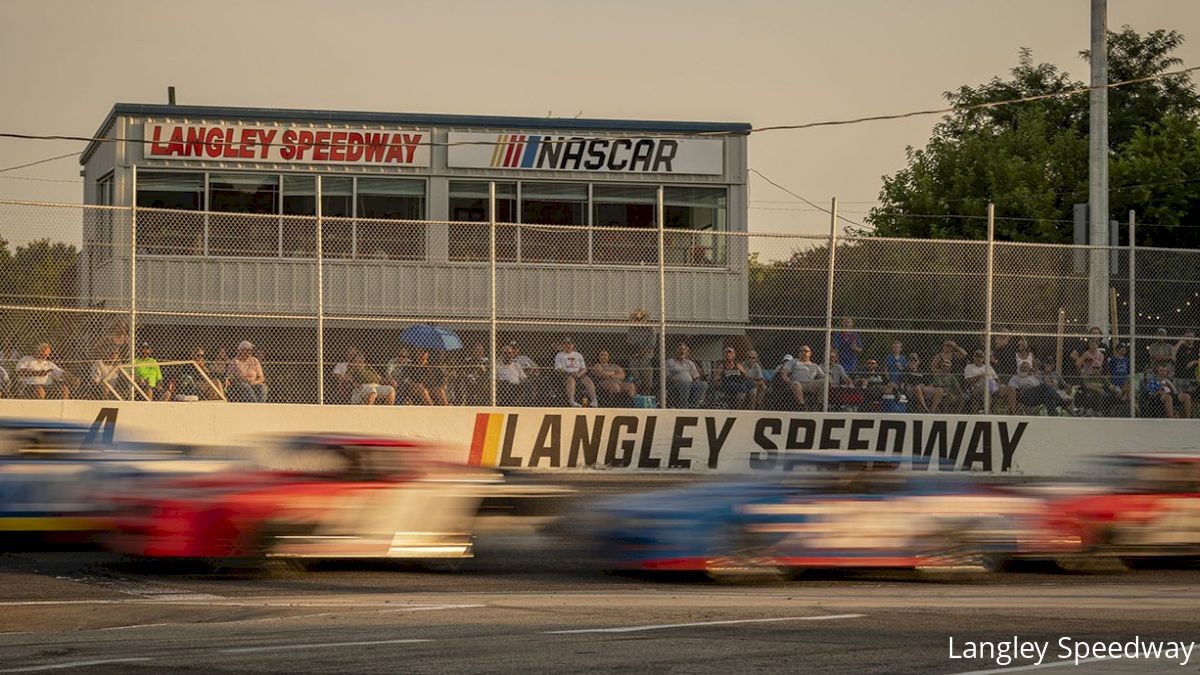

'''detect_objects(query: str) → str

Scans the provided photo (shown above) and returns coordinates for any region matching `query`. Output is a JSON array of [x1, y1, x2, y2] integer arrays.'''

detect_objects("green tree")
[[867, 27, 1200, 246]]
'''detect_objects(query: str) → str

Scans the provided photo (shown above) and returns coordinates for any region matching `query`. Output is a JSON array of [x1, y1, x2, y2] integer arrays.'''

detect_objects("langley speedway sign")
[[4, 400, 1198, 476]]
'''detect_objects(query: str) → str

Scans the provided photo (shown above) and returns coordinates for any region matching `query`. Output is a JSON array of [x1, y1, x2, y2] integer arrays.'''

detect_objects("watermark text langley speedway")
[[948, 636, 1195, 667]]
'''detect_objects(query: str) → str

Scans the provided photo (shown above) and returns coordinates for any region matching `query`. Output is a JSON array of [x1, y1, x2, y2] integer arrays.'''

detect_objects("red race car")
[[1037, 453, 1200, 565], [103, 435, 504, 564]]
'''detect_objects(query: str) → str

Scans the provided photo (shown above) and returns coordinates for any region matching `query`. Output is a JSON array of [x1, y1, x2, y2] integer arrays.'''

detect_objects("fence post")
[[129, 165, 138, 401], [316, 175, 324, 405], [1128, 210, 1136, 418], [822, 198, 838, 413], [657, 186, 668, 409], [489, 181, 498, 407], [983, 202, 995, 415]]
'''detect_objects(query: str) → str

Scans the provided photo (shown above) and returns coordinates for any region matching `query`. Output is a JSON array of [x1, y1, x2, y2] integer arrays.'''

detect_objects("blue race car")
[[590, 454, 1047, 580]]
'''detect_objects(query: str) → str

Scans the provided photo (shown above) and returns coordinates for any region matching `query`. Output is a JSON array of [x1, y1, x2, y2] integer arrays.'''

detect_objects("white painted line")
[[0, 657, 153, 672], [221, 638, 433, 654], [546, 613, 865, 635], [0, 600, 126, 607], [378, 604, 487, 613], [948, 657, 1107, 675]]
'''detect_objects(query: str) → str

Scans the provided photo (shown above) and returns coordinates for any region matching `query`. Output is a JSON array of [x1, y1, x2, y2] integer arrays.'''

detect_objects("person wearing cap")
[[14, 342, 69, 400], [554, 338, 597, 407], [133, 341, 168, 400], [226, 340, 268, 402]]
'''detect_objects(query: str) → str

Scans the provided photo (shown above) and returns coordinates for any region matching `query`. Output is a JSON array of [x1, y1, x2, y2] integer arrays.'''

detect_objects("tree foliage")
[[867, 27, 1200, 247]]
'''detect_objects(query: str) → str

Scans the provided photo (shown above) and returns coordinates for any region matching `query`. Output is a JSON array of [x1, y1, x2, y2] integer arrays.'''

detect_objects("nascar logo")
[[487, 134, 682, 172]]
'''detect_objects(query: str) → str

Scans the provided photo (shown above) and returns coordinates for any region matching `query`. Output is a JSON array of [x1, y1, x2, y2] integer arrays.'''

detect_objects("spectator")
[[1014, 338, 1039, 374], [963, 350, 1017, 413], [742, 350, 768, 409], [930, 340, 968, 374], [85, 342, 123, 400], [496, 344, 533, 406], [625, 308, 657, 391], [177, 347, 223, 401], [133, 342, 170, 401], [712, 346, 752, 408], [826, 348, 863, 411], [212, 348, 231, 385], [857, 357, 888, 407], [1008, 363, 1067, 415], [930, 355, 965, 412], [1106, 342, 1131, 403], [832, 317, 864, 376], [992, 330, 1019, 379], [334, 348, 394, 405], [779, 345, 824, 409], [386, 347, 419, 404], [554, 338, 597, 407], [1143, 363, 1193, 418], [1175, 331, 1198, 393], [1147, 328, 1176, 374], [456, 342, 490, 405], [0, 363, 7, 397], [902, 353, 943, 413], [591, 349, 635, 405], [666, 343, 708, 408], [1070, 326, 1111, 370], [408, 349, 448, 405], [15, 343, 70, 400], [225, 340, 268, 402], [884, 340, 908, 385], [1073, 339, 1108, 414]]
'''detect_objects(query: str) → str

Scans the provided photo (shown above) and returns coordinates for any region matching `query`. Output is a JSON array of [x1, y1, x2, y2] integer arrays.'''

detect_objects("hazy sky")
[[1, 0, 1197, 245]]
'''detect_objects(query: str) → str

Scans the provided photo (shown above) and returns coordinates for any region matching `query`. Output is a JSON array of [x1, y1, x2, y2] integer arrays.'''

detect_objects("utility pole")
[[1088, 0, 1110, 333]]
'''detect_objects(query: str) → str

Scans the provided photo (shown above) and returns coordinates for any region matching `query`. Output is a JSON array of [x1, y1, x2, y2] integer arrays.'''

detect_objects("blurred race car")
[[103, 434, 531, 563], [1042, 453, 1200, 564], [0, 418, 231, 539], [589, 454, 1061, 580]]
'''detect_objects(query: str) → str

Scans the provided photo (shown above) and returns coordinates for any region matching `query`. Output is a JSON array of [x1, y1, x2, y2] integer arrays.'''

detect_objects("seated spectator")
[[0, 363, 8, 397], [666, 343, 708, 408], [507, 342, 544, 403], [930, 356, 965, 412], [857, 357, 888, 407], [1014, 338, 1040, 375], [173, 347, 223, 401], [225, 340, 269, 402], [742, 350, 768, 409], [1073, 339, 1108, 414], [826, 348, 863, 410], [1146, 328, 1175, 374], [929, 340, 968, 374], [133, 342, 171, 401], [334, 348, 395, 405], [496, 345, 533, 406], [554, 338, 597, 407], [456, 342, 490, 405], [1143, 363, 1193, 418], [963, 350, 1017, 413], [780, 346, 824, 409], [410, 349, 449, 405], [386, 347, 420, 404], [85, 343, 123, 400], [712, 346, 753, 408], [591, 349, 635, 405], [1008, 363, 1067, 415], [625, 308, 657, 391], [901, 353, 943, 413], [15, 343, 71, 400], [884, 340, 908, 386], [1106, 342, 1131, 405]]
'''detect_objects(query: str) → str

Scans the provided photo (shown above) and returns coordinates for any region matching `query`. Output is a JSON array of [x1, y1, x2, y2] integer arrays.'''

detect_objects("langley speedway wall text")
[[3, 400, 1198, 476]]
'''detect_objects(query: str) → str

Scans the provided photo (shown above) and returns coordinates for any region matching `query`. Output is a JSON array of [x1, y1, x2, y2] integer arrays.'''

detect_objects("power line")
[[0, 152, 80, 174], [749, 169, 863, 229]]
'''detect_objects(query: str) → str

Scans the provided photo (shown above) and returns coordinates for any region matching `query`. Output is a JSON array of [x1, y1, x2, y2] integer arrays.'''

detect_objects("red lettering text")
[[258, 129, 277, 160], [313, 131, 330, 161]]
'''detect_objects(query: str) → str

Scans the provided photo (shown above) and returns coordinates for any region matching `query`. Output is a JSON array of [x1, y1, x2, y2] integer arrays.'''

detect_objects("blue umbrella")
[[399, 324, 464, 351]]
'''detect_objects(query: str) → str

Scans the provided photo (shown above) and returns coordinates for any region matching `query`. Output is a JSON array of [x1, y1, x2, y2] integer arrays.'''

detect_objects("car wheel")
[[705, 526, 792, 584]]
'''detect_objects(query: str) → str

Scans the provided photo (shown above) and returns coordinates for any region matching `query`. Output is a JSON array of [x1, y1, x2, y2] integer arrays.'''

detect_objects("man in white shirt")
[[496, 345, 532, 406], [665, 343, 708, 408], [15, 343, 69, 399], [554, 338, 597, 407], [963, 350, 1017, 412], [780, 345, 824, 408]]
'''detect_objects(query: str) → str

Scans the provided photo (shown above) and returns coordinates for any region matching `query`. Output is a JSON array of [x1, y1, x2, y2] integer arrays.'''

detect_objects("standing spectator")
[[1143, 363, 1193, 419], [554, 338, 597, 407], [832, 317, 864, 376], [712, 346, 752, 408], [780, 346, 824, 409], [963, 350, 1017, 413], [742, 350, 768, 409], [591, 349, 636, 405], [1008, 363, 1066, 415], [902, 353, 944, 413], [15, 343, 70, 400], [625, 308, 657, 392], [496, 345, 532, 406], [225, 340, 268, 402], [134, 342, 169, 401], [666, 343, 707, 408]]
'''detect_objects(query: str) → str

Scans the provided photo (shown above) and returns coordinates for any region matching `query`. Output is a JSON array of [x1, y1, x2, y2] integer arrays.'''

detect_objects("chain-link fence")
[[1, 196, 1196, 418]]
